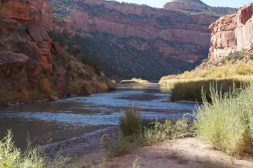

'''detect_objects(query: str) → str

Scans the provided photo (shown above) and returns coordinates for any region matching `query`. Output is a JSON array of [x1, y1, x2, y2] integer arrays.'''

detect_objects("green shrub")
[[195, 83, 253, 156], [248, 54, 253, 60], [226, 51, 244, 61], [0, 131, 69, 168], [119, 107, 142, 137]]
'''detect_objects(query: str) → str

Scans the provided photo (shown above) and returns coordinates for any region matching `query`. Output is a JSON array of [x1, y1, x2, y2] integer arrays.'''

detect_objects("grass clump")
[[195, 83, 253, 156], [107, 136, 139, 157], [107, 107, 190, 157], [0, 130, 69, 168]]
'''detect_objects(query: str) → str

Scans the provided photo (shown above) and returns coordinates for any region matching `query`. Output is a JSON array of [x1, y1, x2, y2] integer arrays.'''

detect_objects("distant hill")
[[172, 0, 206, 6], [164, 0, 237, 16]]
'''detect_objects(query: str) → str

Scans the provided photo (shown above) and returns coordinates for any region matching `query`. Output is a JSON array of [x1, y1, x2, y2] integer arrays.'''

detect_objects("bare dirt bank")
[[104, 138, 253, 168]]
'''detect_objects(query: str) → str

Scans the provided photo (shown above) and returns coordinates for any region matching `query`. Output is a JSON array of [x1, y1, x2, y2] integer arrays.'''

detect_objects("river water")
[[0, 83, 197, 149]]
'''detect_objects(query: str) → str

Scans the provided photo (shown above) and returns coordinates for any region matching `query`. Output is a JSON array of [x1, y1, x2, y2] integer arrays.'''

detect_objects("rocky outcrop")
[[49, 0, 218, 79], [164, 0, 207, 12], [0, 51, 45, 78], [25, 19, 53, 69], [208, 3, 253, 63], [0, 0, 53, 27]]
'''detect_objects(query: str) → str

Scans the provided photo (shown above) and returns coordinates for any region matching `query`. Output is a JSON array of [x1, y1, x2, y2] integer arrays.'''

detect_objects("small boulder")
[[49, 95, 59, 101], [106, 79, 117, 91]]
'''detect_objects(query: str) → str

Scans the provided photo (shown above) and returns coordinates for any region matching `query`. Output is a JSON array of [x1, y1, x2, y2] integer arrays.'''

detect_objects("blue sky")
[[115, 0, 253, 8]]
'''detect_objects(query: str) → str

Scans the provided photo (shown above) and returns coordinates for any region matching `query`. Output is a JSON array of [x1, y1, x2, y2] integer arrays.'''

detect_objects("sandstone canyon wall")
[[0, 0, 114, 105], [48, 0, 219, 79], [208, 3, 253, 64]]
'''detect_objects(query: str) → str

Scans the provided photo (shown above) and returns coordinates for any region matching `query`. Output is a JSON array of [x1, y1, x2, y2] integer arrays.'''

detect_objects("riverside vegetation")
[[107, 82, 253, 159], [159, 60, 253, 102], [196, 83, 253, 157], [106, 107, 190, 157]]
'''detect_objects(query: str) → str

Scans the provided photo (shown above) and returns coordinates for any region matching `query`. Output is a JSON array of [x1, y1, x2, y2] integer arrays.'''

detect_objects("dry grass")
[[121, 78, 149, 84], [160, 61, 253, 83], [41, 78, 52, 94], [91, 81, 108, 93]]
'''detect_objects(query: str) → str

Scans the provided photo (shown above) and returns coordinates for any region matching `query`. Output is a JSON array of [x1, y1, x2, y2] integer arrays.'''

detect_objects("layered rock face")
[[208, 3, 253, 63], [164, 0, 207, 12], [49, 0, 218, 79]]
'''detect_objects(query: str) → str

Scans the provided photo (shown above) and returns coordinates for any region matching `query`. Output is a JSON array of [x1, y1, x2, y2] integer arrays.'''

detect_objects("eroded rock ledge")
[[208, 3, 253, 63]]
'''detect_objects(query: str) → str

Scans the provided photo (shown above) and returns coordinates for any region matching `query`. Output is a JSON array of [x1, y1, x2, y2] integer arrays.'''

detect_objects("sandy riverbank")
[[42, 126, 253, 168]]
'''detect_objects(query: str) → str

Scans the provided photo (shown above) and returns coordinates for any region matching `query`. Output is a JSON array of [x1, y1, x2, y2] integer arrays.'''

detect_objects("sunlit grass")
[[120, 78, 149, 84], [160, 61, 253, 82], [195, 83, 253, 156]]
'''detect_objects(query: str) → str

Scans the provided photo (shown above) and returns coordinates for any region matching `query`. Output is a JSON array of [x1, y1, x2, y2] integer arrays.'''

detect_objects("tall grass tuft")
[[0, 130, 70, 168], [195, 83, 253, 156]]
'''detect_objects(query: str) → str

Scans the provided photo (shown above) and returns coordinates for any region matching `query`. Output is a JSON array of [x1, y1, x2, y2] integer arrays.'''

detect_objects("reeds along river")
[[0, 83, 196, 149]]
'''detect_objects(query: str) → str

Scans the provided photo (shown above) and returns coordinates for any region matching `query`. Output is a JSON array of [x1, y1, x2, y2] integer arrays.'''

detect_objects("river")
[[0, 83, 197, 149]]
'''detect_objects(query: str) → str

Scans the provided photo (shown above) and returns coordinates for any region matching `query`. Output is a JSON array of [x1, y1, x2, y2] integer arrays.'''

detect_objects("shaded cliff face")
[[49, 0, 218, 79], [207, 3, 253, 64], [0, 0, 115, 105]]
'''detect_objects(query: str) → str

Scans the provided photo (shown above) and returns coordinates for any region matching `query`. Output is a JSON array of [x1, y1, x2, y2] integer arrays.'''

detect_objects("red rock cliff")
[[61, 0, 215, 46], [208, 3, 253, 63]]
